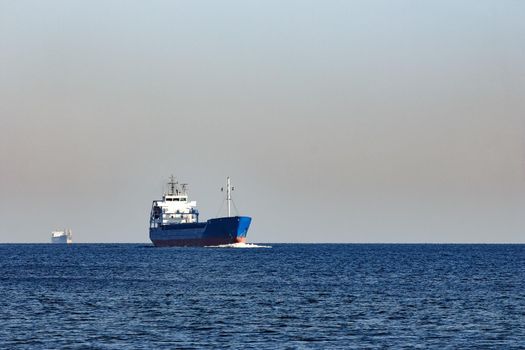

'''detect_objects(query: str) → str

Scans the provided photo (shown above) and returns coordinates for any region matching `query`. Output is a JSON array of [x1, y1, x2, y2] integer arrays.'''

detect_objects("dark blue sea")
[[0, 244, 523, 349]]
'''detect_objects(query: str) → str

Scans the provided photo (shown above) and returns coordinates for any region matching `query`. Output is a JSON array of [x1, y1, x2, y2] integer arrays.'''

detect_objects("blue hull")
[[149, 216, 251, 247]]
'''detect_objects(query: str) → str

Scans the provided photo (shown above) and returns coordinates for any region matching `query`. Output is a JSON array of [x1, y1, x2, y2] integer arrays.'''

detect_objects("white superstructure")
[[51, 229, 72, 244], [150, 176, 199, 228]]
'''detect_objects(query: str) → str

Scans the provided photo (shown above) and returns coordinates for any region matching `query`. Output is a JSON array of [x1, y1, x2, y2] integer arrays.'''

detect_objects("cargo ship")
[[149, 176, 252, 247], [51, 229, 72, 244]]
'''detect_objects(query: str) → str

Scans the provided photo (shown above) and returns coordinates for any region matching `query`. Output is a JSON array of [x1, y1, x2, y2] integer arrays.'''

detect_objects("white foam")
[[205, 242, 272, 249]]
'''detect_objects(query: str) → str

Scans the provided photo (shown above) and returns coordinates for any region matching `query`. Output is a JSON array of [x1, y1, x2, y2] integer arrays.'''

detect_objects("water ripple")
[[0, 244, 523, 348]]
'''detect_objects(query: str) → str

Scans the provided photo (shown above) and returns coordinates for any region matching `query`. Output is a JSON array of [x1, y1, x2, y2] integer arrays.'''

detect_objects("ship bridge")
[[150, 176, 199, 227]]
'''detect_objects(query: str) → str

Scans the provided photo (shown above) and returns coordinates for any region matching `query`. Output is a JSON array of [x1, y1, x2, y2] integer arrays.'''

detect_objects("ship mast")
[[221, 177, 235, 217], [227, 177, 231, 217], [168, 175, 177, 195]]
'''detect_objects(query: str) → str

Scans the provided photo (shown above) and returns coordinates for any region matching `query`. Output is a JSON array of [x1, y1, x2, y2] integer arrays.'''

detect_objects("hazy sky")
[[1, 0, 524, 243]]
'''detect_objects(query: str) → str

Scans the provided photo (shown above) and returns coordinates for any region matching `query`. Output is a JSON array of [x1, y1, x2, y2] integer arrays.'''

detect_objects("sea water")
[[0, 244, 523, 348]]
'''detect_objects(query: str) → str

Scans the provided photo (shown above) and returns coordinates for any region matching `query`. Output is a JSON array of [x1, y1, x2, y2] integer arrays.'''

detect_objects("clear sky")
[[1, 0, 524, 243]]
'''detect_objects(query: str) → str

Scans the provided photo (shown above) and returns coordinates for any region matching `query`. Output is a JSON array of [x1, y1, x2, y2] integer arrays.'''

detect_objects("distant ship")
[[51, 229, 72, 244], [149, 176, 252, 247]]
